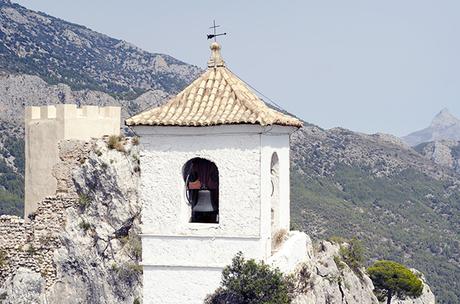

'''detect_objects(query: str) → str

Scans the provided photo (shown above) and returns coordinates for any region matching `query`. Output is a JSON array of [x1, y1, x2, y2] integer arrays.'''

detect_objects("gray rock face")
[[293, 241, 435, 304], [291, 124, 455, 180], [0, 72, 170, 126], [0, 138, 142, 304], [403, 109, 460, 146], [1, 268, 46, 304], [415, 140, 460, 174]]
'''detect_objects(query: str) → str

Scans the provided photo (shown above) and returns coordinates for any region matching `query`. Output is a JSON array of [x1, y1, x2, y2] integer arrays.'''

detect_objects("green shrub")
[[333, 255, 345, 271], [328, 236, 346, 244], [128, 234, 142, 261], [338, 237, 365, 276], [367, 260, 423, 304], [79, 220, 92, 232], [77, 194, 91, 210], [107, 135, 125, 152], [112, 262, 142, 282], [133, 298, 140, 304], [205, 252, 293, 304]]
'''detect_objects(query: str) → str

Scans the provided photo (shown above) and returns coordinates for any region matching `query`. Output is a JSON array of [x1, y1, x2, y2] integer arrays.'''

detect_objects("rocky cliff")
[[0, 137, 142, 303], [292, 239, 434, 304], [291, 124, 460, 303], [0, 137, 435, 304], [414, 140, 460, 175]]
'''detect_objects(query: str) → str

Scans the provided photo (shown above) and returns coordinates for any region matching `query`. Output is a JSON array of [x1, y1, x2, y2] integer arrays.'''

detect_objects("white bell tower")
[[127, 42, 302, 304]]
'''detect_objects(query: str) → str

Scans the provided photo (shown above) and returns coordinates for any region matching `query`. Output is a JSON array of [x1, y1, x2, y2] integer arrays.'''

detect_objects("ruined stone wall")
[[0, 137, 142, 304], [0, 196, 75, 288], [0, 139, 90, 288]]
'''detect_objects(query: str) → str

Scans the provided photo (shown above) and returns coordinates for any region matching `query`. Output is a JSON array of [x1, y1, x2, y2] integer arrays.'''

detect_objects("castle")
[[23, 43, 308, 303], [25, 104, 121, 216]]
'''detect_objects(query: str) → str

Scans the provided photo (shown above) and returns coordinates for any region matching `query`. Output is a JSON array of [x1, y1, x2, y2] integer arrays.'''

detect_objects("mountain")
[[403, 109, 460, 146], [290, 125, 460, 304], [415, 140, 460, 175], [0, 0, 201, 216], [0, 1, 457, 303], [0, 0, 201, 99]]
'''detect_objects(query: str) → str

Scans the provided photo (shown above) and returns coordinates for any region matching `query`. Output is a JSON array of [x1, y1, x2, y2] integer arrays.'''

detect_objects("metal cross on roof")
[[207, 20, 227, 41]]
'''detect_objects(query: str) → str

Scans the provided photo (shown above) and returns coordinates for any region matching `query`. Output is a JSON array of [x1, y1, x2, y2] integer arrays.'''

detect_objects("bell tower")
[[126, 42, 302, 304]]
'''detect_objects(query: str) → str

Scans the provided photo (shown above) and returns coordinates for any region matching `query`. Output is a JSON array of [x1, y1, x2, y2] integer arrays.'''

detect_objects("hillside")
[[290, 125, 460, 303], [0, 1, 457, 303], [0, 0, 201, 99], [415, 140, 460, 175], [0, 0, 201, 216]]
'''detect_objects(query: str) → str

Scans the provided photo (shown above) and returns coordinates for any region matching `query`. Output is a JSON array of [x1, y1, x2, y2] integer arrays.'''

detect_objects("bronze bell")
[[193, 190, 215, 212]]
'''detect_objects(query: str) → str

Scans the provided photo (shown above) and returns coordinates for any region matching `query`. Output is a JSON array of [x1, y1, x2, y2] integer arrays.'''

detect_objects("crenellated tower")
[[24, 104, 121, 217]]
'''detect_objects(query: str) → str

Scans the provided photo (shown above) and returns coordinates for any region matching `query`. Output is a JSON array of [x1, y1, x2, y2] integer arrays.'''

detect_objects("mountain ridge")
[[0, 1, 458, 303], [403, 109, 460, 146], [0, 0, 202, 99]]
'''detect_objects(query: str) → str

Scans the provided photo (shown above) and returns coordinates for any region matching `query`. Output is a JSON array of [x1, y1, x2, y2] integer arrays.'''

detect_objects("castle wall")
[[24, 104, 120, 217]]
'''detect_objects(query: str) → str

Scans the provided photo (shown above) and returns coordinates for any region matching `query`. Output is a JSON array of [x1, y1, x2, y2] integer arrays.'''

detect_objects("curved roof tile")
[[126, 43, 302, 128]]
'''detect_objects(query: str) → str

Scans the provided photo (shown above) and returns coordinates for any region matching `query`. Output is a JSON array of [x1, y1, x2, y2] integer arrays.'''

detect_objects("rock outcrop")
[[403, 109, 460, 146], [0, 137, 141, 304], [290, 239, 434, 304], [415, 140, 460, 174], [290, 122, 460, 303]]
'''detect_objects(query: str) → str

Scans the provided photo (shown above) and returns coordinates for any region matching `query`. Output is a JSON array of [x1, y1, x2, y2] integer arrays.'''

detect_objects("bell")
[[193, 190, 215, 212]]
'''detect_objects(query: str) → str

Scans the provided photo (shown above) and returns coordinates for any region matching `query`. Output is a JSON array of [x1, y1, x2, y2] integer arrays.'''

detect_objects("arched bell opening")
[[270, 152, 280, 251], [182, 157, 219, 223]]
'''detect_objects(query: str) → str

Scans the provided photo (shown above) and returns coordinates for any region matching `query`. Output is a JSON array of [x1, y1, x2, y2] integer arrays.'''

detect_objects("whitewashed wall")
[[135, 124, 296, 304]]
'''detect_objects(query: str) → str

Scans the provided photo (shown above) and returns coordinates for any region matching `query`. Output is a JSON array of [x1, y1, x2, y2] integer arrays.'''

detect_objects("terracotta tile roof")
[[125, 43, 302, 128]]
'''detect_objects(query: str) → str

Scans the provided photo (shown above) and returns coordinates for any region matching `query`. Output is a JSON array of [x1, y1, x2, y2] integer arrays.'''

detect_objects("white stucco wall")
[[137, 126, 262, 238], [143, 266, 223, 304], [260, 132, 292, 253], [142, 235, 265, 267], [135, 124, 296, 304]]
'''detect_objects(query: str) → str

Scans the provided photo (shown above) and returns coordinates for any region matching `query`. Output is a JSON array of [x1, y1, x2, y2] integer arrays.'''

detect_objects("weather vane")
[[207, 20, 226, 41]]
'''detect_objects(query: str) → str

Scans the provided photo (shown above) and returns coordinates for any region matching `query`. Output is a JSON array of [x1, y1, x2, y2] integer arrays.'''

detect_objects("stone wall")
[[0, 138, 89, 288], [0, 196, 75, 288], [1, 136, 142, 304]]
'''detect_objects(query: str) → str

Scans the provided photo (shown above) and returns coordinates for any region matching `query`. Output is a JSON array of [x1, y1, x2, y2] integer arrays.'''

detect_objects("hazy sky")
[[14, 0, 460, 136]]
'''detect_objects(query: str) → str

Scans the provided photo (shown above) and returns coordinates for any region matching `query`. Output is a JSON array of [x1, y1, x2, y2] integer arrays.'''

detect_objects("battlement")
[[25, 104, 120, 121], [24, 104, 121, 217]]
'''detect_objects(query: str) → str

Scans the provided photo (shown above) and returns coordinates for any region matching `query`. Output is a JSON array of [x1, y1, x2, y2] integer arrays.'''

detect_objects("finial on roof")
[[207, 42, 225, 68]]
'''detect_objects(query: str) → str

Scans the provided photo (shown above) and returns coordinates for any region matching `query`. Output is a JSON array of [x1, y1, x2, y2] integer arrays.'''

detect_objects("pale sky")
[[14, 0, 460, 136]]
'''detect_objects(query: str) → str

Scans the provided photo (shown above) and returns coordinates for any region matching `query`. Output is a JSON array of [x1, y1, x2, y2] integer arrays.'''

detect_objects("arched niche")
[[270, 152, 280, 251], [182, 157, 219, 223]]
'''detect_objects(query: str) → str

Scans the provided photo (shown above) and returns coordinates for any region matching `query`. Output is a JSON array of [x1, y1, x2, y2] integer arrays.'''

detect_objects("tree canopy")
[[367, 260, 423, 304], [205, 252, 293, 304]]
